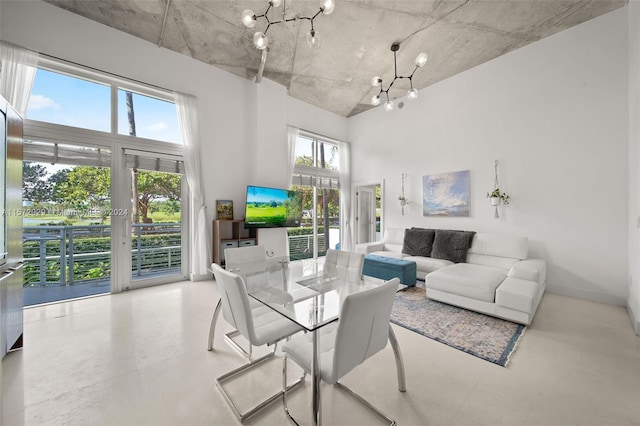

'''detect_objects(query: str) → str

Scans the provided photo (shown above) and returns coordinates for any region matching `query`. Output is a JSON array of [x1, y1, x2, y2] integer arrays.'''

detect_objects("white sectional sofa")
[[355, 228, 546, 325]]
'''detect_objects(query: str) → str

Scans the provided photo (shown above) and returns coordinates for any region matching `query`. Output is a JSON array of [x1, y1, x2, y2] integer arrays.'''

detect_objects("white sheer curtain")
[[0, 41, 39, 115], [286, 126, 299, 187], [175, 92, 211, 280], [338, 140, 352, 251]]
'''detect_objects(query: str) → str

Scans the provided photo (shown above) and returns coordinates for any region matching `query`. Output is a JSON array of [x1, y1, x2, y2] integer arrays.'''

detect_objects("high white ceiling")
[[43, 0, 627, 117]]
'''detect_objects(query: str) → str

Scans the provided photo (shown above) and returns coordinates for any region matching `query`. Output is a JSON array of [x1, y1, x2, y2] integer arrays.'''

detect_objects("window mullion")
[[111, 84, 118, 135], [313, 138, 318, 168]]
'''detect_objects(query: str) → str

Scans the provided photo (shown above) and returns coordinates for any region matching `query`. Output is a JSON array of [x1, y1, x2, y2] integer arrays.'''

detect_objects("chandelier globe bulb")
[[408, 88, 418, 100], [371, 76, 382, 87], [320, 0, 336, 15], [306, 30, 322, 48], [371, 95, 381, 106], [254, 32, 268, 50], [384, 100, 394, 111], [415, 52, 428, 67], [242, 10, 256, 28]]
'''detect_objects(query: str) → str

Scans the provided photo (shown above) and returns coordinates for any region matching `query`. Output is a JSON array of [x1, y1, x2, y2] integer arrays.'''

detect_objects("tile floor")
[[2, 280, 640, 426]]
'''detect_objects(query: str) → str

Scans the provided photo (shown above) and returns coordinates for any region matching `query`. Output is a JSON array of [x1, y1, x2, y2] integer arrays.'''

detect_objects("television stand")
[[212, 219, 258, 265]]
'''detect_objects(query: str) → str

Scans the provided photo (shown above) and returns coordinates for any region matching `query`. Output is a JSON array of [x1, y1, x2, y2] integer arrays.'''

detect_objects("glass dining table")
[[228, 256, 406, 426]]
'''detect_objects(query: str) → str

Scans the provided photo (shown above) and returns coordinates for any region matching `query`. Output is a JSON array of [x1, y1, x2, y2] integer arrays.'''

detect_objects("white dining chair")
[[208, 245, 268, 356], [211, 263, 304, 422], [225, 245, 267, 278], [323, 248, 364, 282], [208, 245, 293, 356], [281, 277, 401, 425]]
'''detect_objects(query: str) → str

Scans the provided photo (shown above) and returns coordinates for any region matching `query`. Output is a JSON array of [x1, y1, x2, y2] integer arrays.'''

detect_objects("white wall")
[[0, 0, 347, 259], [348, 8, 629, 306], [628, 1, 640, 335]]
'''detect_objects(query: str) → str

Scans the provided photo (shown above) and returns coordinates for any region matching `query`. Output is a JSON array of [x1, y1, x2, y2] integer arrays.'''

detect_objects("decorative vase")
[[490, 197, 501, 206]]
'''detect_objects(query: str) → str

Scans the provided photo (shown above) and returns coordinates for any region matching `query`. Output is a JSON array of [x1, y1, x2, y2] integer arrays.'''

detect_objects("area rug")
[[391, 286, 526, 367]]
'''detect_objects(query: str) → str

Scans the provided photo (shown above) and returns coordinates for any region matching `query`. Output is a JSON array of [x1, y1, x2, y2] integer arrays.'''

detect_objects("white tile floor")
[[2, 280, 640, 426]]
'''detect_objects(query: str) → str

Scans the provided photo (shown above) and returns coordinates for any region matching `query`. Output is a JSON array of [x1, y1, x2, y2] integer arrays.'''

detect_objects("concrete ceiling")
[[43, 0, 627, 117]]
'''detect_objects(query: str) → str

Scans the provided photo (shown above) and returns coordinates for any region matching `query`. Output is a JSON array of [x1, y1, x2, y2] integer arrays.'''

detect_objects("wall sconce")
[[399, 173, 412, 215]]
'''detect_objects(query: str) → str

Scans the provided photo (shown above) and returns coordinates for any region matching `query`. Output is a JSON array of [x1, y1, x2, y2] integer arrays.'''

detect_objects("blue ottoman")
[[363, 254, 417, 286]]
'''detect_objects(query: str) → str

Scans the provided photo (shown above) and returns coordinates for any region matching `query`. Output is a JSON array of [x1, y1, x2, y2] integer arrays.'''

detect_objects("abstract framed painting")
[[423, 170, 471, 217]]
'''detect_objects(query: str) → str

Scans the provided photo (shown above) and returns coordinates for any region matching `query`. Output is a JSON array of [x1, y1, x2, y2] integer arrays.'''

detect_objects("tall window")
[[27, 68, 111, 132], [290, 131, 341, 260], [21, 57, 186, 304], [116, 89, 181, 143]]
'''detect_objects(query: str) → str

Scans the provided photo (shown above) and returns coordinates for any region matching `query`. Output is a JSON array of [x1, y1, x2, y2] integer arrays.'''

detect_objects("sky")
[[246, 185, 290, 203], [26, 68, 181, 144]]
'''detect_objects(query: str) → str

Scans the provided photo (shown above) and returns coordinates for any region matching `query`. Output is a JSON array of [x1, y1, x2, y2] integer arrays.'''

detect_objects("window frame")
[[22, 56, 189, 291], [27, 56, 181, 147], [291, 130, 343, 259]]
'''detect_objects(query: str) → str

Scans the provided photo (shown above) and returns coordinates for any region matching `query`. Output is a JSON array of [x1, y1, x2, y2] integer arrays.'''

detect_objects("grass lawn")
[[23, 211, 180, 226]]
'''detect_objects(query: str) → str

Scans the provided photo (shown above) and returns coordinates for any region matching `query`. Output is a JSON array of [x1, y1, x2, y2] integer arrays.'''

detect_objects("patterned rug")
[[391, 285, 526, 367]]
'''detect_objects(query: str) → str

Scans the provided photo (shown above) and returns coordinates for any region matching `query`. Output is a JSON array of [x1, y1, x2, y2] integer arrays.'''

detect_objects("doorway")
[[114, 149, 187, 291], [22, 144, 113, 306], [355, 183, 382, 245]]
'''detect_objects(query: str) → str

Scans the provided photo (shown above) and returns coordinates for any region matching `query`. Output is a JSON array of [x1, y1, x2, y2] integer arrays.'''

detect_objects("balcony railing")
[[23, 224, 338, 287], [23, 223, 182, 287], [288, 233, 326, 260]]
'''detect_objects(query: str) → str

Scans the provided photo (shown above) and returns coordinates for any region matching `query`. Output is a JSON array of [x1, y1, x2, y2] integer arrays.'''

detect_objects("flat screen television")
[[244, 185, 303, 229]]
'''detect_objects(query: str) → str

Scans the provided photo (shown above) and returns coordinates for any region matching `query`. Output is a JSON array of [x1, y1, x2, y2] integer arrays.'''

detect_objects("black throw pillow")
[[431, 229, 476, 263], [402, 228, 436, 257]]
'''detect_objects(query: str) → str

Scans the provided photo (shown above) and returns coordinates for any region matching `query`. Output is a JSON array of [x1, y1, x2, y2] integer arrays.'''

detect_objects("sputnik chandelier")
[[370, 43, 428, 111], [242, 0, 336, 51]]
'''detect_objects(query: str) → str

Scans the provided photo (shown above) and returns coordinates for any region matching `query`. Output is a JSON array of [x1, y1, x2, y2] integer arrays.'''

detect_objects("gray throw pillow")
[[402, 228, 436, 257], [431, 229, 476, 263]]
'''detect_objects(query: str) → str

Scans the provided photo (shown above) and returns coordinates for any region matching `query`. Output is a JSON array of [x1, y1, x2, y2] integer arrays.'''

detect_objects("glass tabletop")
[[228, 257, 385, 332]]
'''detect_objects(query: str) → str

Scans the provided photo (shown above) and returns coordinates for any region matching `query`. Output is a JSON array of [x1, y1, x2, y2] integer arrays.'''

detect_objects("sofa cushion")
[[431, 229, 475, 263], [383, 228, 406, 246], [496, 277, 539, 313], [426, 263, 506, 302], [402, 228, 436, 257], [466, 253, 520, 270], [507, 258, 547, 285], [405, 255, 453, 274], [469, 233, 528, 260], [383, 243, 404, 254]]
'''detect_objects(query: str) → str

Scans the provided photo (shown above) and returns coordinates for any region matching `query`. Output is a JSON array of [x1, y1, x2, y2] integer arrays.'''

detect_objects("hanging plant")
[[488, 160, 510, 218], [486, 188, 510, 205]]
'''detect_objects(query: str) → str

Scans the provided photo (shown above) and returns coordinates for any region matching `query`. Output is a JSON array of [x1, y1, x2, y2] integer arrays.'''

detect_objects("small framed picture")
[[216, 200, 233, 220]]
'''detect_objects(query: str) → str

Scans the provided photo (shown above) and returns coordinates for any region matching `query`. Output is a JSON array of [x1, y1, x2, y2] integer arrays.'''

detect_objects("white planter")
[[490, 197, 501, 206]]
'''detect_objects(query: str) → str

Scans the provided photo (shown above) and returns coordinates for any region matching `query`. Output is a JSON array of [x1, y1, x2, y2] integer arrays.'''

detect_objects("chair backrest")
[[324, 249, 364, 283], [225, 245, 269, 289], [328, 278, 399, 384], [211, 263, 257, 343], [225, 245, 267, 273]]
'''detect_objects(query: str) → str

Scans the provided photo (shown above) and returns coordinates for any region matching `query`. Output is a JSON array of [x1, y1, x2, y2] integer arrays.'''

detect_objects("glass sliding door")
[[120, 150, 186, 290], [22, 142, 112, 306], [290, 131, 342, 260], [24, 58, 187, 300]]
